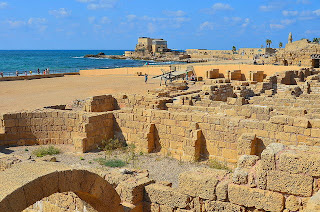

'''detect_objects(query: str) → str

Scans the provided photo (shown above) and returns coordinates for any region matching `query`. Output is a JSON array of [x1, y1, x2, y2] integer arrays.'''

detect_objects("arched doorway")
[[0, 163, 123, 212]]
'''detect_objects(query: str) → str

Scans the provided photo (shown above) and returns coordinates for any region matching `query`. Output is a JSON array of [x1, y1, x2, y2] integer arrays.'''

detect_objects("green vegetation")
[[232, 46, 236, 53], [102, 138, 126, 151], [80, 157, 85, 160], [279, 42, 283, 48], [266, 39, 272, 48], [208, 159, 232, 172], [94, 158, 126, 168], [32, 146, 60, 157], [24, 148, 29, 152], [313, 38, 319, 44]]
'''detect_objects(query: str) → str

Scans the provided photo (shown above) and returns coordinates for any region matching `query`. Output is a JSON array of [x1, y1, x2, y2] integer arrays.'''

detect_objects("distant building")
[[125, 37, 169, 57]]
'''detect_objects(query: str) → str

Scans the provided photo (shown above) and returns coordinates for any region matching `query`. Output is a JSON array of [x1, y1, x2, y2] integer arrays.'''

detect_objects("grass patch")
[[94, 158, 126, 168], [208, 159, 232, 172], [32, 146, 61, 157]]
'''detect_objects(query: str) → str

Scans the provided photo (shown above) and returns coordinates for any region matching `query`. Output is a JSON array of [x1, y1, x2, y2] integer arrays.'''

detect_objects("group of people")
[[14, 68, 50, 77]]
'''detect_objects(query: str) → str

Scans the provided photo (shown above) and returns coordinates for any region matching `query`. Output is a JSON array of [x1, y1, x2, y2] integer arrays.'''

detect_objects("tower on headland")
[[288, 32, 293, 44]]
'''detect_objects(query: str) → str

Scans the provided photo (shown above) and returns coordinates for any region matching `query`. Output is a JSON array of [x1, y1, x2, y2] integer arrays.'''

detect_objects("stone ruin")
[[2, 143, 320, 211], [2, 67, 320, 211]]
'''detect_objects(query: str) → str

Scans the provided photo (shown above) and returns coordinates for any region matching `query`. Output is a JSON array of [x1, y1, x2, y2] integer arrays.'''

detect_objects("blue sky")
[[0, 0, 319, 50]]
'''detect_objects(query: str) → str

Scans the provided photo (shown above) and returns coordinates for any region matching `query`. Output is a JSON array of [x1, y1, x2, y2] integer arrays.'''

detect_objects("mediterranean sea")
[[0, 50, 177, 76]]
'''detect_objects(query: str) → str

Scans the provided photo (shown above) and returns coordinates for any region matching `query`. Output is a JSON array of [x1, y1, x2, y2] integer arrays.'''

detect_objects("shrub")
[[208, 159, 232, 172], [102, 138, 126, 151], [32, 146, 61, 157], [94, 158, 126, 168]]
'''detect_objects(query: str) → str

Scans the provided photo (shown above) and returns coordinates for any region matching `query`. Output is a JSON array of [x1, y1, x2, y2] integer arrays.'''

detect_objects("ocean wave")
[[72, 56, 84, 59]]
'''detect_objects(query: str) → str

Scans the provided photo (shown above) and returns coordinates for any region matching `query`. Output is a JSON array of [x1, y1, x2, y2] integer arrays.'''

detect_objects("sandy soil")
[[0, 145, 211, 187], [0, 74, 161, 113]]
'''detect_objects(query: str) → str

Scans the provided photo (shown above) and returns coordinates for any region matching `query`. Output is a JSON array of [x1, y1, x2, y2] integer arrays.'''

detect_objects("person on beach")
[[29, 70, 32, 75], [37, 68, 40, 75], [0, 72, 3, 77], [25, 71, 27, 76], [145, 73, 148, 84], [16, 71, 19, 76]]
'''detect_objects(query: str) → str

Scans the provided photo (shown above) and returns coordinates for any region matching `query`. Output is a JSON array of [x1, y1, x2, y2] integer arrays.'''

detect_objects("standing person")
[[37, 68, 40, 75], [25, 71, 27, 76], [29, 70, 32, 75], [145, 73, 148, 84], [16, 71, 19, 76], [47, 68, 50, 75], [0, 72, 3, 77]]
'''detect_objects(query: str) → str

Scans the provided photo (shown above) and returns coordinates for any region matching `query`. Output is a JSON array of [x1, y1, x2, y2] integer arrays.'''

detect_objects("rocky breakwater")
[[84, 52, 127, 60]]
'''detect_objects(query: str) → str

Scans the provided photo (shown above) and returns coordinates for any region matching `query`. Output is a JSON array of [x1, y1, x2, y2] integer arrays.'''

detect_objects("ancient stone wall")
[[0, 109, 113, 152], [113, 103, 320, 165]]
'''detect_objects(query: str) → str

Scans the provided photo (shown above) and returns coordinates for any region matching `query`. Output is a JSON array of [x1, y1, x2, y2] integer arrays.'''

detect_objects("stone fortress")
[[1, 34, 320, 211], [124, 37, 190, 62]]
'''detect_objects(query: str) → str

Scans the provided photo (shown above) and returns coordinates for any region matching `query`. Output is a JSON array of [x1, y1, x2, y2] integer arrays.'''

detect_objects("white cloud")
[[242, 18, 250, 27], [212, 3, 233, 12], [260, 2, 286, 12], [270, 24, 285, 29], [163, 10, 186, 17], [282, 10, 299, 16], [0, 2, 7, 9], [224, 17, 250, 28], [27, 18, 48, 32], [126, 14, 137, 22], [280, 19, 296, 25], [49, 8, 72, 18], [101, 16, 111, 24], [78, 0, 118, 10], [305, 30, 320, 35], [297, 0, 310, 4], [199, 21, 214, 31], [313, 9, 320, 16], [6, 20, 25, 28]]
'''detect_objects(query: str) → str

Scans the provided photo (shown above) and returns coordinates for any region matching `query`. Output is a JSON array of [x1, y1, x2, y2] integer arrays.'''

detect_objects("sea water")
[[0, 50, 178, 76]]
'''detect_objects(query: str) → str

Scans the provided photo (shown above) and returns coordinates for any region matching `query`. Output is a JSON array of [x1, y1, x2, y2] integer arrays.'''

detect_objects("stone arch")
[[0, 163, 123, 212]]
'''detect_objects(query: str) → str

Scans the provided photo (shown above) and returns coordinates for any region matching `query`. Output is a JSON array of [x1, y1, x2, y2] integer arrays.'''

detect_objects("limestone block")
[[178, 169, 229, 200], [285, 195, 300, 211], [278, 150, 320, 176], [228, 184, 284, 212], [261, 143, 285, 171], [144, 184, 190, 208], [270, 115, 294, 125], [237, 155, 259, 169], [204, 200, 246, 212], [116, 177, 155, 204], [232, 168, 248, 185], [237, 133, 257, 156], [266, 170, 313, 196], [215, 180, 230, 202]]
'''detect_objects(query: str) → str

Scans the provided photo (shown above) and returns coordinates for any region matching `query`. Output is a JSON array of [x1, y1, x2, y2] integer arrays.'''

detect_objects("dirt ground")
[[0, 74, 161, 113], [0, 145, 212, 187]]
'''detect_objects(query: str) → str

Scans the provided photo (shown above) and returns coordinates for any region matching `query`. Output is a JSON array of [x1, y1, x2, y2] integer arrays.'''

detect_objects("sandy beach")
[[0, 74, 161, 113]]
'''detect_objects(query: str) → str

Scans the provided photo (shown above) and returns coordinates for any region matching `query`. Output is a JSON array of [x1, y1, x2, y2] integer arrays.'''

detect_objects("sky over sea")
[[0, 0, 319, 50]]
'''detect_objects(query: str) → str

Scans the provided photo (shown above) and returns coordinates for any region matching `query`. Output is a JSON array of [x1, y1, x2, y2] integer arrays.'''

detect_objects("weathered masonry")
[[1, 68, 320, 166], [2, 144, 320, 211]]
